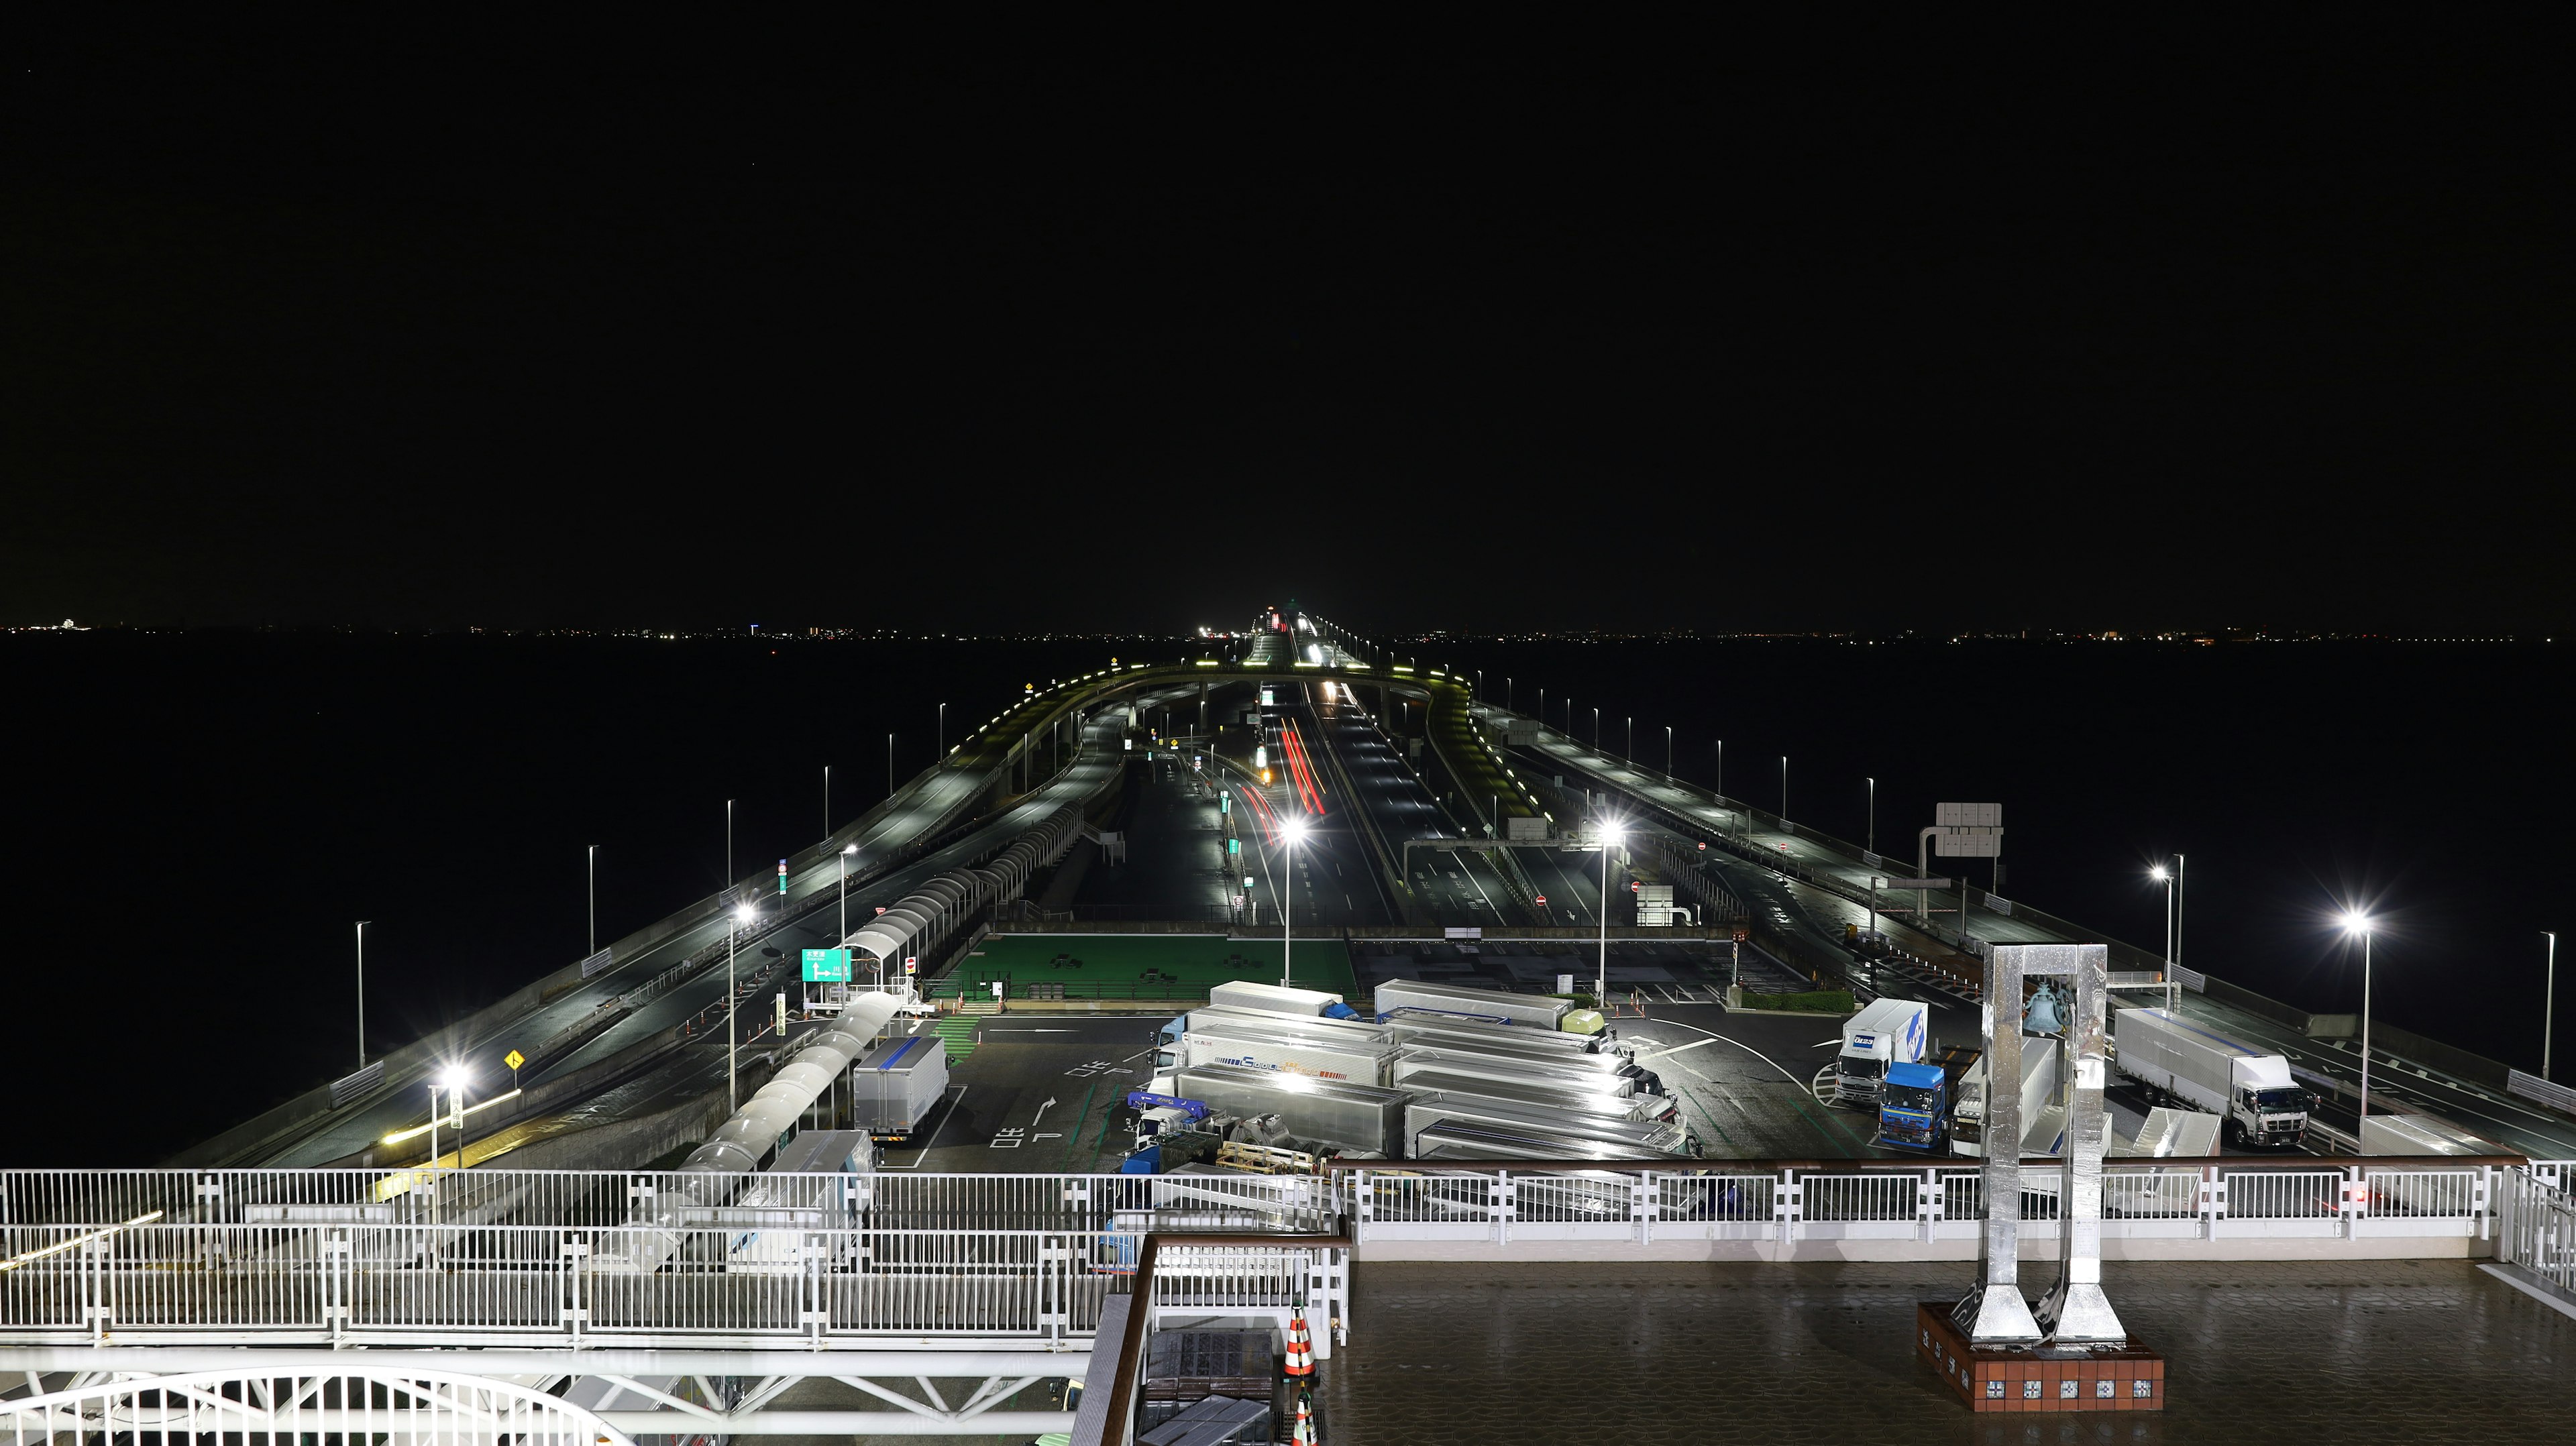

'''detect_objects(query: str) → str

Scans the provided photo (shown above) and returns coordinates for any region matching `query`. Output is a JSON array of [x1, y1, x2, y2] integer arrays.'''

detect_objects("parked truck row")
[[1136, 979, 1696, 1164]]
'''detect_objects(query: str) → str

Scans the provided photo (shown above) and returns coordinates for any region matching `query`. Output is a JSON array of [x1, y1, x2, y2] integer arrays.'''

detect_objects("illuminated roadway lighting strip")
[[0, 1211, 164, 1273], [380, 1088, 527, 1146]]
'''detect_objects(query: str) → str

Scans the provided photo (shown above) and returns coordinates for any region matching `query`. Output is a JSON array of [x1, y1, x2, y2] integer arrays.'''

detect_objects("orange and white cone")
[[1291, 1388, 1317, 1444], [1283, 1306, 1315, 1378]]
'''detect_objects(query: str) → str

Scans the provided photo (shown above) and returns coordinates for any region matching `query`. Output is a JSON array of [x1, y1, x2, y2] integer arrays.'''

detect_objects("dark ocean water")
[[1, 632, 2566, 1166]]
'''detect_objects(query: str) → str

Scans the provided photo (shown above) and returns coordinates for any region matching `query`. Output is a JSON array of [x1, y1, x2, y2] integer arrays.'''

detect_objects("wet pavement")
[[1323, 1258, 2571, 1443]]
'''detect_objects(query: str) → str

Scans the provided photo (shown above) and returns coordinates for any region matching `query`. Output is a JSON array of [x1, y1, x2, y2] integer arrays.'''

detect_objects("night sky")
[[7, 27, 2572, 633]]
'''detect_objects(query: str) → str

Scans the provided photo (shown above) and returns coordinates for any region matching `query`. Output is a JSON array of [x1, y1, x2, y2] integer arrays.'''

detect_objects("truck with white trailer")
[[1391, 1068, 1678, 1123], [1374, 978, 1574, 1032], [1833, 998, 1929, 1107], [1403, 1094, 1695, 1158], [850, 1032, 949, 1140], [2112, 1007, 2309, 1149], [1179, 1011, 1402, 1084], [1208, 980, 1362, 1020], [1951, 1034, 2063, 1160], [1172, 1063, 1413, 1157]]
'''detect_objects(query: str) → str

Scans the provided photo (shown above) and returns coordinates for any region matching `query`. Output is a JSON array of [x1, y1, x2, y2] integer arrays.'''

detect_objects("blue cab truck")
[[1876, 1046, 1980, 1152]]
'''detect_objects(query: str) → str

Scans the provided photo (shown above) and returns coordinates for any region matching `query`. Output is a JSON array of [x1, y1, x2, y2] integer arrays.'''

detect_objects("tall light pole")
[[839, 843, 857, 946], [887, 733, 895, 801], [1597, 820, 1625, 1005], [2151, 863, 2174, 1009], [1866, 779, 1876, 854], [1666, 726, 1674, 777], [1780, 757, 1790, 826], [1592, 706, 1600, 750], [938, 702, 947, 761], [355, 922, 369, 1070], [587, 846, 597, 956], [1280, 818, 1309, 988], [2341, 911, 2375, 1129], [1507, 678, 1514, 714], [726, 799, 735, 892], [729, 903, 753, 1111], [1625, 715, 1633, 761], [2545, 931, 2559, 1081], [823, 766, 830, 842]]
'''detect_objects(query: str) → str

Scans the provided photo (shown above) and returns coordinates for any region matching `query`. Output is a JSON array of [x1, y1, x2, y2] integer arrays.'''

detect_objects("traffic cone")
[[1291, 1388, 1317, 1444], [1283, 1305, 1315, 1378]]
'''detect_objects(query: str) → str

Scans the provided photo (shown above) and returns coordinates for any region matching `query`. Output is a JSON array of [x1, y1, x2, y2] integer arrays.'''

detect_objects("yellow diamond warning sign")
[[504, 1050, 525, 1071]]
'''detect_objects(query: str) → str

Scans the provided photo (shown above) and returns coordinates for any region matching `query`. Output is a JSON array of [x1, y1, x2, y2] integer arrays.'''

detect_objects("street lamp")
[[587, 845, 598, 956], [2341, 911, 2375, 1129], [1666, 726, 1674, 777], [1780, 757, 1790, 827], [354, 922, 371, 1072], [1596, 820, 1625, 1007], [2151, 863, 2175, 1009], [2545, 931, 2559, 1082], [839, 843, 858, 948], [938, 702, 947, 760], [429, 1065, 469, 1182], [1866, 779, 1875, 855], [729, 902, 755, 1111], [823, 766, 831, 842], [1280, 817, 1310, 988], [726, 799, 735, 890]]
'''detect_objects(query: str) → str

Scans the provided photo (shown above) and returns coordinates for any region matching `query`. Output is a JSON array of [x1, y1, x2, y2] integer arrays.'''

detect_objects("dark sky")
[[7, 25, 2572, 633]]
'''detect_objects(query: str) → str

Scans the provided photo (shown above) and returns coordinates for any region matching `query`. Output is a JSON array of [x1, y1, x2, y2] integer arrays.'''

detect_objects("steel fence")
[[2496, 1165, 2576, 1292], [1346, 1162, 2520, 1249]]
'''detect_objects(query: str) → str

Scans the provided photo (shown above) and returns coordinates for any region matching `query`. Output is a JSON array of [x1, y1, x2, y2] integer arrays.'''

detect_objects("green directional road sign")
[[802, 948, 852, 983]]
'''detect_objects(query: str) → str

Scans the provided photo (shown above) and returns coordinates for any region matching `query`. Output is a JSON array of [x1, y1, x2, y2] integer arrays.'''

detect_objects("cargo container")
[[2112, 1007, 2308, 1149], [1951, 1034, 2063, 1160], [1374, 979, 1574, 1031], [1413, 1121, 1669, 1163], [1179, 1013, 1401, 1084], [1403, 1095, 1694, 1158], [1208, 980, 1359, 1019], [1379, 1011, 1617, 1060], [1392, 1044, 1650, 1096], [1833, 999, 1929, 1107], [1173, 1063, 1413, 1157], [1392, 1069, 1673, 1123], [851, 1031, 949, 1139]]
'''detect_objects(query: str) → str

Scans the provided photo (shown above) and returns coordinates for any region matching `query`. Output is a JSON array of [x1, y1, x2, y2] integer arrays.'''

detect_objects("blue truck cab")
[[1877, 1062, 1948, 1150]]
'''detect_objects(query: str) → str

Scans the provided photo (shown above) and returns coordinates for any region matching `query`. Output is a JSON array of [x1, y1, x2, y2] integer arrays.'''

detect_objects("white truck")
[[2112, 1007, 2309, 1150], [1949, 1034, 2063, 1159], [1833, 998, 1928, 1107]]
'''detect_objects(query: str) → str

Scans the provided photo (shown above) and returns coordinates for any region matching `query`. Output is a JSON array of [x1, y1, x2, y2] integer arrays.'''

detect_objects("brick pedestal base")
[[1915, 1302, 2166, 1412]]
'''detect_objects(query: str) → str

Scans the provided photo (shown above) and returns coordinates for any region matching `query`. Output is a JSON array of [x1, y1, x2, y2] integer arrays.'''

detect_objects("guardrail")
[[1339, 1158, 2534, 1254], [0, 1170, 1338, 1347]]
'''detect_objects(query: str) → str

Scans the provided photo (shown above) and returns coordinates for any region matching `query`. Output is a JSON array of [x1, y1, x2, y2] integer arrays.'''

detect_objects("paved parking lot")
[[1322, 1258, 2573, 1444]]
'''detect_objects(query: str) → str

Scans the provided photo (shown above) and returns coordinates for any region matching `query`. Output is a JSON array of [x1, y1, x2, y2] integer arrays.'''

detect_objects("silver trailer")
[[1208, 980, 1346, 1019], [1403, 1094, 1693, 1158], [1180, 1013, 1400, 1084], [1393, 1044, 1648, 1094], [710, 1129, 871, 1274], [1394, 1070, 1676, 1123], [1375, 979, 1572, 1031], [1380, 1011, 1615, 1060], [1413, 1121, 1670, 1163], [851, 1031, 949, 1139], [1173, 1063, 1412, 1157]]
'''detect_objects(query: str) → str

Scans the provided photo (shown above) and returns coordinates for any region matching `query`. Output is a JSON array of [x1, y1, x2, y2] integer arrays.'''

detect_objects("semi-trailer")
[[1950, 1035, 2063, 1160], [2112, 1007, 2310, 1149], [1833, 998, 1929, 1107], [1403, 1094, 1696, 1158], [1391, 1044, 1656, 1097], [1177, 1012, 1402, 1084], [1390, 1069, 1678, 1123], [1373, 979, 1574, 1031], [1171, 1063, 1412, 1157], [1380, 1011, 1623, 1060], [1208, 980, 1362, 1020]]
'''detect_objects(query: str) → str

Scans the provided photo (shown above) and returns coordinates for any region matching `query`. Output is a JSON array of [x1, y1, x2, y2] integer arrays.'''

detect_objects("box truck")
[[2112, 1008, 2308, 1149], [1951, 1035, 2063, 1160], [1833, 998, 1929, 1107], [851, 1032, 949, 1140], [1179, 1013, 1401, 1084], [1876, 1046, 1980, 1152]]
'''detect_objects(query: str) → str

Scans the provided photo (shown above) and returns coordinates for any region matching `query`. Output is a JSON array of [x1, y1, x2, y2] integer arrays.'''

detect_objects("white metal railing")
[[0, 1368, 631, 1446], [1347, 1162, 2520, 1249], [2496, 1164, 2576, 1292], [0, 1169, 1337, 1347]]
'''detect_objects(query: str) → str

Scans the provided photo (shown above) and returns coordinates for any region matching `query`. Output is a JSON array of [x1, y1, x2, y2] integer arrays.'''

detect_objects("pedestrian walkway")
[[1322, 1259, 2571, 1443]]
